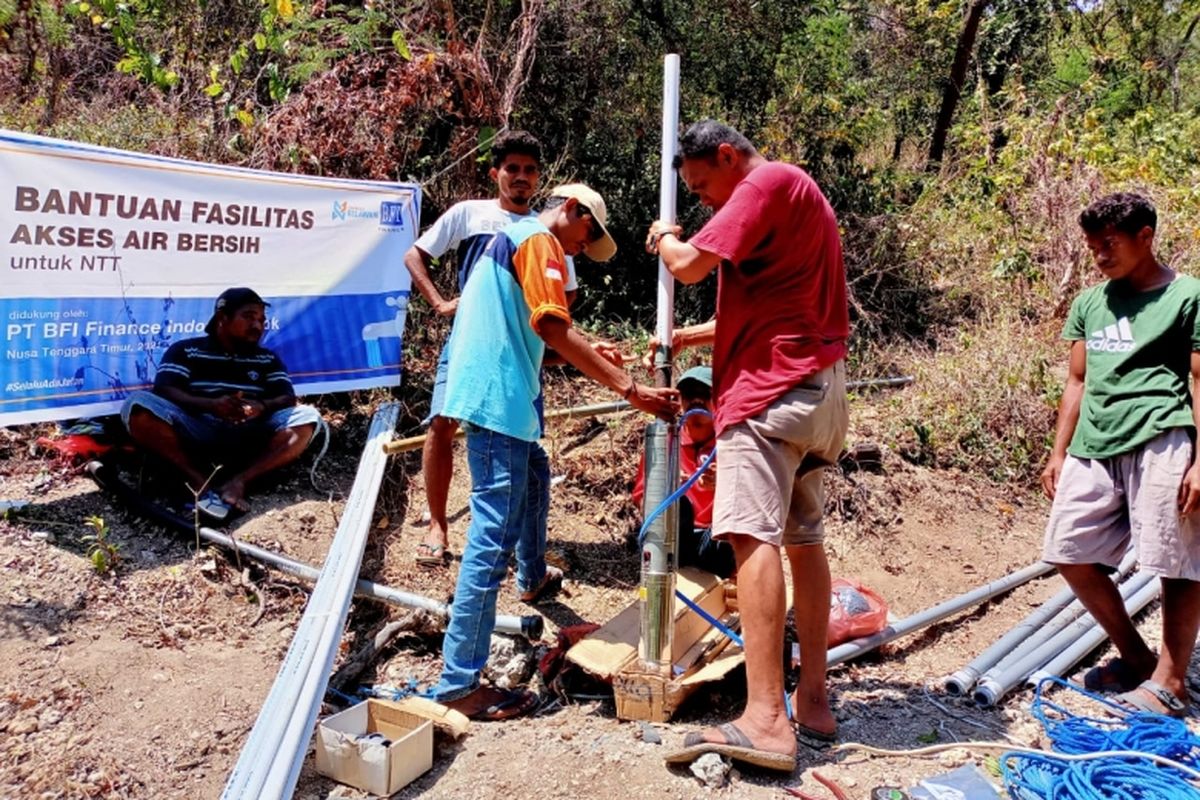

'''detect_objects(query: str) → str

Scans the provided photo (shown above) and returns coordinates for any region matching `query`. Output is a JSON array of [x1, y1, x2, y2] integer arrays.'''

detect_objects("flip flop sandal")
[[663, 722, 796, 772], [1115, 680, 1189, 719], [465, 688, 539, 721], [519, 566, 563, 603], [793, 721, 838, 749], [189, 489, 231, 522], [1084, 656, 1152, 693], [415, 542, 450, 567]]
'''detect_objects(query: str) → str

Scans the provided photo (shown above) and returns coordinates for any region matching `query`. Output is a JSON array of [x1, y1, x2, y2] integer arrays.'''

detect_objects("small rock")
[[44, 635, 60, 647], [841, 776, 858, 788], [87, 770, 106, 785], [133, 700, 144, 710], [31, 530, 55, 543], [9, 717, 39, 735], [151, 672, 169, 683], [483, 634, 534, 690], [689, 752, 730, 788], [937, 747, 969, 767], [638, 721, 662, 745], [39, 708, 62, 727]]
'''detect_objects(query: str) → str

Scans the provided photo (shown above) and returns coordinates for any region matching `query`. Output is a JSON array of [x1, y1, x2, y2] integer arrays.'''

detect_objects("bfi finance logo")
[[379, 201, 406, 229]]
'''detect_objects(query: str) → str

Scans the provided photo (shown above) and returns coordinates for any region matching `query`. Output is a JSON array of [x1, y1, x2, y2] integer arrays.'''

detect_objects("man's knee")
[[285, 422, 316, 449], [126, 405, 167, 439]]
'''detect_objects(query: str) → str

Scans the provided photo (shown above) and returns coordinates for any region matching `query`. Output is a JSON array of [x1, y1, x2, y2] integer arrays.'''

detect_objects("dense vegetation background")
[[3, 0, 1198, 482]]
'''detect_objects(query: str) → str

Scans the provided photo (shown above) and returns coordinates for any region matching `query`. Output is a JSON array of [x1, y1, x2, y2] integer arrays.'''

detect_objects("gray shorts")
[[712, 361, 849, 547], [121, 390, 321, 454], [1043, 427, 1200, 581]]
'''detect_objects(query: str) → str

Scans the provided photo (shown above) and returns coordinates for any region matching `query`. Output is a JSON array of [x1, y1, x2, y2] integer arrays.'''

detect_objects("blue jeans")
[[121, 390, 321, 453], [432, 426, 549, 701]]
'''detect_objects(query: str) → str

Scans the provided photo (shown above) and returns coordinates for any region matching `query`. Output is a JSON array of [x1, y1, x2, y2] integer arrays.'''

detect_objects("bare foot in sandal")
[[1115, 679, 1189, 719], [218, 478, 251, 513], [415, 541, 450, 568], [442, 686, 539, 721]]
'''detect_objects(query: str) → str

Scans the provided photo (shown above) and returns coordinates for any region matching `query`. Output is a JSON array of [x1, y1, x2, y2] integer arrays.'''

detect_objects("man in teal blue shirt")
[[431, 184, 678, 720]]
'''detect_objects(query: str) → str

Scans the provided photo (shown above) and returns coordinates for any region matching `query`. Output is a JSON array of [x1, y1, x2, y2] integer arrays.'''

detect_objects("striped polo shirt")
[[153, 336, 292, 399]]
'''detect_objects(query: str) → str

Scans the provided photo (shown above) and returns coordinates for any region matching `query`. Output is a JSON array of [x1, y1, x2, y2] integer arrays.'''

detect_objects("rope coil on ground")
[[1001, 677, 1200, 799]]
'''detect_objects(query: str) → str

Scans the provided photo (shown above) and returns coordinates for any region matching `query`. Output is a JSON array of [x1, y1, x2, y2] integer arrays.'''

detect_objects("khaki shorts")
[[712, 361, 849, 547], [1043, 427, 1200, 581]]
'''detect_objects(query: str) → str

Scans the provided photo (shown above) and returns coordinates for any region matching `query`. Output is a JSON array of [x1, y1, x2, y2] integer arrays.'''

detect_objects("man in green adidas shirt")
[[1042, 192, 1200, 717]]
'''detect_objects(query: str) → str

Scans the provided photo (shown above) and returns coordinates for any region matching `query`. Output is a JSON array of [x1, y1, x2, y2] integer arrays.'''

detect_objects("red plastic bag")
[[827, 578, 888, 647]]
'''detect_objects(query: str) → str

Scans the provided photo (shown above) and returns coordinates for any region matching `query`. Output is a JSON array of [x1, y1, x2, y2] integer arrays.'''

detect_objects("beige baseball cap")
[[549, 183, 617, 262]]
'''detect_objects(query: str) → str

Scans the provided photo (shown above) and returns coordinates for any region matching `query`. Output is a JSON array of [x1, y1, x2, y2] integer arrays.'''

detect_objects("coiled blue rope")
[[1001, 677, 1200, 799]]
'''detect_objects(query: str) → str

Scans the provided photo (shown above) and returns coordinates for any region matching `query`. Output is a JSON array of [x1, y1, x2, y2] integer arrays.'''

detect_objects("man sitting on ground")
[[632, 365, 735, 578], [120, 287, 321, 520]]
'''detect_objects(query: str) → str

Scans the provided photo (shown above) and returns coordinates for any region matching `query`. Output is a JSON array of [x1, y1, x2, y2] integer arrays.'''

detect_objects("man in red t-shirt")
[[652, 120, 850, 771], [631, 365, 735, 578]]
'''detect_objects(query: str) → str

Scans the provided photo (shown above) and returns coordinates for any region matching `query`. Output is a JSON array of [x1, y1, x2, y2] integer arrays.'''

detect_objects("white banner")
[[0, 130, 419, 426]]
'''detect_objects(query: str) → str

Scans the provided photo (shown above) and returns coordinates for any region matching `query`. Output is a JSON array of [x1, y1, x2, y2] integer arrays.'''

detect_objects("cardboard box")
[[565, 568, 746, 722], [314, 699, 433, 796]]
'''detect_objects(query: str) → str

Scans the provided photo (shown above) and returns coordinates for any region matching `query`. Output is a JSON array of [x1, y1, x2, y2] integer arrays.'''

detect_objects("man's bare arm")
[[404, 245, 457, 316]]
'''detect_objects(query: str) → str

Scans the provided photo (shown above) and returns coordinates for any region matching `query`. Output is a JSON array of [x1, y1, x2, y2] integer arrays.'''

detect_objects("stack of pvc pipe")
[[1028, 576, 1160, 688], [943, 549, 1136, 698], [974, 569, 1158, 706], [938, 548, 1164, 708], [223, 403, 398, 800]]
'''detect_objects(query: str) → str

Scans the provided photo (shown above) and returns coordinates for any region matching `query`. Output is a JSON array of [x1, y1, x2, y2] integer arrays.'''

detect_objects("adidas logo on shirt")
[[1086, 317, 1137, 353]]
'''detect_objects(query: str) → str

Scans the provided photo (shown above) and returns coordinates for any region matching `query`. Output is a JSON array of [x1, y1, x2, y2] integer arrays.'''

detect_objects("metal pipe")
[[638, 420, 679, 671], [973, 570, 1155, 707], [1027, 577, 1161, 687], [381, 400, 633, 454], [197, 526, 540, 639], [824, 560, 1055, 668], [943, 548, 1137, 695], [224, 403, 399, 799], [83, 460, 540, 639]]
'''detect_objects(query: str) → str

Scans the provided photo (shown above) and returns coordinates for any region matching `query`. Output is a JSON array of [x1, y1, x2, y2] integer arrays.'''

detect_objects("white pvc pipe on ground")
[[973, 570, 1155, 707], [824, 560, 1055, 668], [1027, 577, 1161, 687], [943, 548, 1137, 695], [223, 403, 398, 800]]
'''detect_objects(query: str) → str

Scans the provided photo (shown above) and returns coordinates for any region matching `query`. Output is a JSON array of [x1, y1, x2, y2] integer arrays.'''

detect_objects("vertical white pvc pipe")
[[655, 53, 680, 385], [638, 54, 682, 673]]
